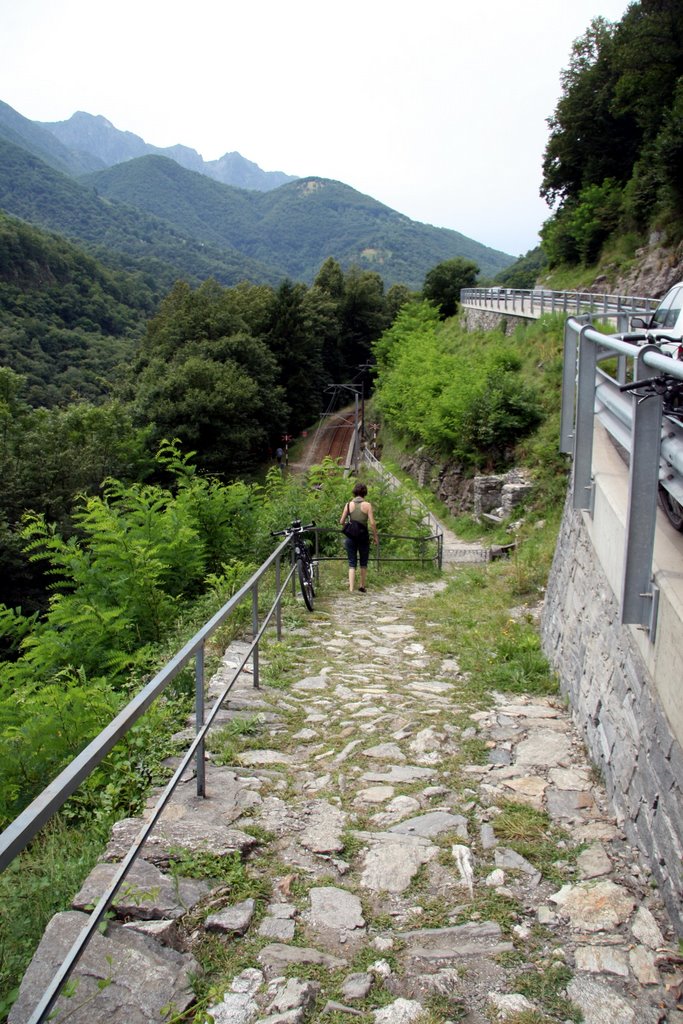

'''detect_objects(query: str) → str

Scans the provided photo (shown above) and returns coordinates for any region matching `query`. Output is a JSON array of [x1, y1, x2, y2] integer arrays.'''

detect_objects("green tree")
[[422, 258, 479, 319], [265, 279, 325, 434], [339, 266, 389, 371]]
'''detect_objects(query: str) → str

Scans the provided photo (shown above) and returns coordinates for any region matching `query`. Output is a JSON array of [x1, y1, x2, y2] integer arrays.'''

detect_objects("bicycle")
[[271, 519, 317, 610], [619, 374, 683, 531]]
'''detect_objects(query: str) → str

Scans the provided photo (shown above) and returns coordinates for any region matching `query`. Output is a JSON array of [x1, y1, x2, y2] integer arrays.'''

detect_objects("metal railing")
[[461, 287, 659, 325], [0, 499, 445, 1021], [363, 449, 443, 534], [561, 316, 683, 639], [0, 533, 301, 1024]]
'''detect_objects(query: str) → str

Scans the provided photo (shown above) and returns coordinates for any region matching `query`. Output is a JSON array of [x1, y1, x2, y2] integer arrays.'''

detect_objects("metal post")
[[275, 552, 282, 641], [560, 319, 578, 454], [621, 347, 663, 635], [252, 582, 260, 688], [195, 643, 205, 797], [573, 325, 597, 512]]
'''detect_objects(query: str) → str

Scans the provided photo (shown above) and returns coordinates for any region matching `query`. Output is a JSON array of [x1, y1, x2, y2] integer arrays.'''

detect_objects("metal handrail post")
[[252, 582, 260, 689], [275, 552, 282, 641], [621, 346, 663, 633], [560, 318, 579, 454], [195, 643, 205, 798], [573, 324, 598, 512]]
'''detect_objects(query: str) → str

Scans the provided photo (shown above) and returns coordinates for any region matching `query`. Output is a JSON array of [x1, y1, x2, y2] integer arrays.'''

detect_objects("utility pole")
[[282, 433, 293, 469], [358, 363, 373, 438]]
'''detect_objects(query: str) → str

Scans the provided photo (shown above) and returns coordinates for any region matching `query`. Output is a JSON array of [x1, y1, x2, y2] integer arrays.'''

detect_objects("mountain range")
[[0, 101, 514, 290]]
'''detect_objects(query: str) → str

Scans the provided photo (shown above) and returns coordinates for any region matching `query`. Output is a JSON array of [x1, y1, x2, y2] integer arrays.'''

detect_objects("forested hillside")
[[85, 158, 513, 287], [0, 98, 515, 291], [0, 253, 406, 611], [0, 139, 283, 289], [540, 0, 683, 269], [0, 213, 157, 405]]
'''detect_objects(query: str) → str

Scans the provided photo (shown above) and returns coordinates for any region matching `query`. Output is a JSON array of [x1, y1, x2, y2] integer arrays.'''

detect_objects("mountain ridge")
[[39, 110, 298, 192], [0, 99, 515, 289]]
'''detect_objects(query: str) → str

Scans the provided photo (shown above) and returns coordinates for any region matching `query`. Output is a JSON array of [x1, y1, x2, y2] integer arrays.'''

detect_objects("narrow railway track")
[[301, 411, 356, 466], [325, 412, 356, 462]]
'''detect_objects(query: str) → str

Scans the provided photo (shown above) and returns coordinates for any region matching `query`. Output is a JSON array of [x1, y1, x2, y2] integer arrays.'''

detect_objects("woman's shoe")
[[359, 587, 366, 593]]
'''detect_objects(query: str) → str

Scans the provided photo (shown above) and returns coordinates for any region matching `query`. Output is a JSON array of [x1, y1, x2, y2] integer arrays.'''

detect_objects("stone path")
[[10, 576, 683, 1024]]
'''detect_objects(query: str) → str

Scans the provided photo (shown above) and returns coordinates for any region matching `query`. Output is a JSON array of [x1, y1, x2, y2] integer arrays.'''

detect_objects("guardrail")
[[561, 316, 683, 639], [461, 287, 659, 325]]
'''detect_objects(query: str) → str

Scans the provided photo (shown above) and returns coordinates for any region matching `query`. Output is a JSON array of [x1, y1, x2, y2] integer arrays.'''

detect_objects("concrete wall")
[[541, 424, 683, 930]]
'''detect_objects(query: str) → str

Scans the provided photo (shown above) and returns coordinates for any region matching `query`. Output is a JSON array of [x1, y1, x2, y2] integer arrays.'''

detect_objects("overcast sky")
[[1, 0, 633, 258]]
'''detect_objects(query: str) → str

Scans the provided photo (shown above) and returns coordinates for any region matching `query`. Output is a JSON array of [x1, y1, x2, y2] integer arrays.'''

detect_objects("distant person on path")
[[340, 482, 378, 593], [275, 446, 284, 472]]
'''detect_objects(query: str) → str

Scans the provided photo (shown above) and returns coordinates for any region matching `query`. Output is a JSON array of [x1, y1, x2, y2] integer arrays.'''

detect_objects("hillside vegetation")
[[373, 302, 565, 493], [0, 212, 158, 405], [540, 0, 683, 272], [0, 138, 282, 289], [85, 158, 513, 288]]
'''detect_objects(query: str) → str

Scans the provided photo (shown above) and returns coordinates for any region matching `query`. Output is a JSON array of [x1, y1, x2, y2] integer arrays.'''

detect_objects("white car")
[[628, 281, 683, 360]]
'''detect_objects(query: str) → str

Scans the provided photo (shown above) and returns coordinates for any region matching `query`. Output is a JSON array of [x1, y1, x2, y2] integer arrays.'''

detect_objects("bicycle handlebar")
[[619, 375, 672, 392], [271, 520, 317, 538]]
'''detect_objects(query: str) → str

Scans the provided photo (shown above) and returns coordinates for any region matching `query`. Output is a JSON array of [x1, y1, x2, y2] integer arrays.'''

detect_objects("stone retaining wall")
[[541, 494, 683, 932], [462, 307, 530, 335]]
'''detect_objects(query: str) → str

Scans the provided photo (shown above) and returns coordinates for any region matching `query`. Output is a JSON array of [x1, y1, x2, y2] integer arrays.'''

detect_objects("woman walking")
[[340, 482, 378, 593]]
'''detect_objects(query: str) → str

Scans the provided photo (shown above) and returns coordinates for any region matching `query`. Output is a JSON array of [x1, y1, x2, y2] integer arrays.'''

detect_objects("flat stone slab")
[[238, 749, 295, 766], [308, 887, 366, 939], [410, 680, 452, 694], [105, 817, 257, 865], [299, 800, 347, 854], [205, 992, 258, 1024], [515, 730, 573, 767], [374, 999, 425, 1023], [355, 785, 395, 804], [577, 845, 612, 879], [362, 743, 406, 761], [550, 881, 635, 931], [73, 859, 209, 920], [501, 775, 548, 805], [361, 765, 436, 784], [567, 975, 636, 1024], [575, 945, 629, 976], [148, 765, 262, 823], [293, 675, 328, 691], [399, 921, 514, 960], [409, 728, 444, 754], [258, 943, 347, 973], [548, 767, 592, 790], [259, 917, 296, 941], [388, 811, 468, 839], [494, 848, 541, 886], [8, 911, 197, 1024], [206, 898, 256, 935], [631, 907, 665, 950], [359, 834, 438, 893], [370, 796, 422, 828]]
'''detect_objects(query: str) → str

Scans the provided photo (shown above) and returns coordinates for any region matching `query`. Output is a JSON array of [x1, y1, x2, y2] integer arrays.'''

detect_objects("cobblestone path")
[[11, 576, 683, 1024]]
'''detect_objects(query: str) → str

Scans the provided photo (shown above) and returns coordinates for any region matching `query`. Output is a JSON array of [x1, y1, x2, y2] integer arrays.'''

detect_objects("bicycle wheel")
[[297, 557, 315, 611], [305, 553, 316, 597], [659, 485, 683, 531]]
